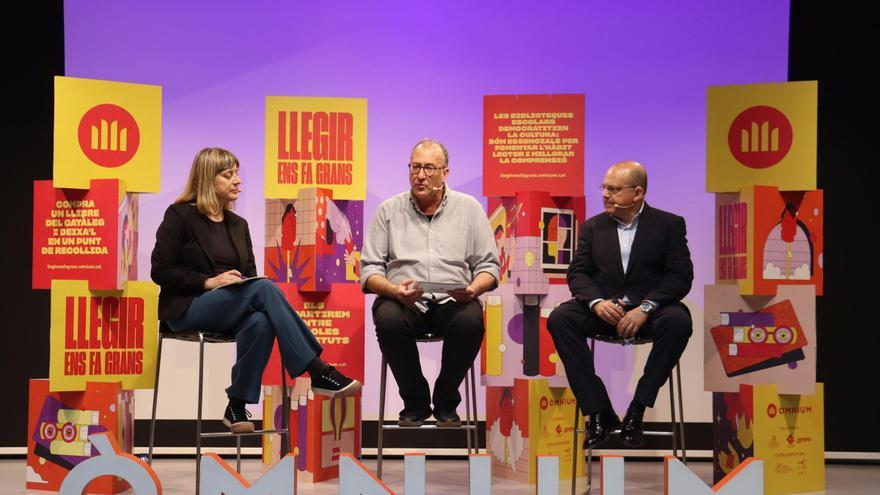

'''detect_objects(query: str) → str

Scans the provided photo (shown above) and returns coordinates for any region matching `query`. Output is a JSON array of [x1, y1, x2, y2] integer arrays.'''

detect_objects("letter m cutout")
[[666, 457, 763, 495], [200, 452, 297, 494]]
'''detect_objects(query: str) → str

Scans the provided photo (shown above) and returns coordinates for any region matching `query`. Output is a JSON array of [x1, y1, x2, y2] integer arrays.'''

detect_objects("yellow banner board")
[[265, 96, 367, 200], [527, 379, 583, 485], [706, 81, 817, 192], [486, 378, 584, 484], [713, 383, 825, 495], [753, 383, 825, 495], [54, 76, 161, 192], [49, 280, 159, 391]]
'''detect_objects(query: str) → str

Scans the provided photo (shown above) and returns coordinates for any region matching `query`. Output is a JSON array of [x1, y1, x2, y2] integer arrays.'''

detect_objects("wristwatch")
[[639, 301, 655, 314]]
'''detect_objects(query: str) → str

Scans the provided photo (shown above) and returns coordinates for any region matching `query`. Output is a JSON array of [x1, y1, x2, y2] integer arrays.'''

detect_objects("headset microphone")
[[612, 201, 636, 208]]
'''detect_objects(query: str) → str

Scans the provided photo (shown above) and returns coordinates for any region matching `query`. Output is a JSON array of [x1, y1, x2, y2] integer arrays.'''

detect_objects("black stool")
[[147, 324, 291, 495], [571, 334, 686, 494], [376, 332, 479, 479]]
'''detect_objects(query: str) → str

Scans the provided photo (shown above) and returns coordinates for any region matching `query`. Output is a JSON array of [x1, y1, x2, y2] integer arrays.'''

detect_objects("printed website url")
[[47, 264, 102, 270], [501, 173, 567, 178]]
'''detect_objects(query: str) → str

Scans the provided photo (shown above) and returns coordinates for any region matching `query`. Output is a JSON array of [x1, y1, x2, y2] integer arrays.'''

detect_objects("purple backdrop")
[[65, 0, 790, 418]]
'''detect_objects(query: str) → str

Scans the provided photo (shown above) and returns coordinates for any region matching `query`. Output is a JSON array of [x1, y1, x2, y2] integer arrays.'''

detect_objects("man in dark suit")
[[547, 161, 693, 448]]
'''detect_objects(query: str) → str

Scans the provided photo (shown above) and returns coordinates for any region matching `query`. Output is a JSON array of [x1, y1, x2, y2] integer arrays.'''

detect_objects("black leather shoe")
[[433, 410, 462, 428], [399, 408, 432, 427], [620, 407, 645, 447], [584, 410, 621, 449]]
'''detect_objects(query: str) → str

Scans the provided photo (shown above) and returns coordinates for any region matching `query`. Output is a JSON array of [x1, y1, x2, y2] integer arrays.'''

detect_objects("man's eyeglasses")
[[408, 163, 445, 177], [598, 184, 637, 195]]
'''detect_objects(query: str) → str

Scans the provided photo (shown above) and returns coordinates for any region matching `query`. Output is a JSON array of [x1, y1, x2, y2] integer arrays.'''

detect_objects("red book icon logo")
[[77, 104, 140, 167], [727, 105, 793, 169]]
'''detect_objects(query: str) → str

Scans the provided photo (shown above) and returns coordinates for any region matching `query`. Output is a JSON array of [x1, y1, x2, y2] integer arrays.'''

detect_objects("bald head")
[[600, 161, 648, 221], [411, 138, 449, 167], [607, 161, 647, 191]]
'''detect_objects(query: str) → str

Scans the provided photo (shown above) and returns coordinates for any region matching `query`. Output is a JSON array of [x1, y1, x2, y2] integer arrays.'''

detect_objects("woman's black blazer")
[[150, 203, 257, 322]]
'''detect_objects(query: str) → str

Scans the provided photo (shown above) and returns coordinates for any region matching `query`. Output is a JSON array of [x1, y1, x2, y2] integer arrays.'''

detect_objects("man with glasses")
[[361, 139, 500, 427], [548, 161, 693, 448]]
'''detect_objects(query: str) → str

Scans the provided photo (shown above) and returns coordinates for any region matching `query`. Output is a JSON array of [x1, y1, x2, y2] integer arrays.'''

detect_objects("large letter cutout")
[[666, 456, 763, 495], [339, 453, 394, 495], [469, 454, 491, 494], [60, 432, 161, 495], [536, 455, 560, 495], [404, 453, 425, 495], [601, 455, 624, 495], [199, 453, 297, 494]]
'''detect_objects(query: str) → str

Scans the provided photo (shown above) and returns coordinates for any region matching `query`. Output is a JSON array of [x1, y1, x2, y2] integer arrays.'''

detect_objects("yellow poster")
[[265, 96, 367, 200], [49, 280, 159, 391], [527, 379, 584, 484], [706, 81, 817, 192], [53, 76, 161, 192], [753, 383, 825, 495]]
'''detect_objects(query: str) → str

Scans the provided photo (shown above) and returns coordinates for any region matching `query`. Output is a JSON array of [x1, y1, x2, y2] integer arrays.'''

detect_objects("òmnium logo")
[[779, 405, 812, 415], [768, 402, 811, 419], [727, 105, 792, 169], [77, 104, 140, 167], [539, 396, 575, 410]]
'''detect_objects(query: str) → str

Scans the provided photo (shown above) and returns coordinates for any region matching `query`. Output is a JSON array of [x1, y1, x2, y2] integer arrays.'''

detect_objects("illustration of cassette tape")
[[728, 325, 799, 357], [711, 300, 808, 377]]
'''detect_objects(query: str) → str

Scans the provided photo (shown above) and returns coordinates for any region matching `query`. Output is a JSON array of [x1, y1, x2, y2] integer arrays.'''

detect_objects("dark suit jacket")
[[150, 203, 257, 322], [567, 203, 693, 308]]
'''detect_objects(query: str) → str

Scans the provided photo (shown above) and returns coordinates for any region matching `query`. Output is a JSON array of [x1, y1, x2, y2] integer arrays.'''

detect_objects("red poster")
[[715, 186, 823, 295], [483, 94, 585, 197], [33, 179, 137, 290], [261, 283, 365, 385], [752, 187, 823, 295]]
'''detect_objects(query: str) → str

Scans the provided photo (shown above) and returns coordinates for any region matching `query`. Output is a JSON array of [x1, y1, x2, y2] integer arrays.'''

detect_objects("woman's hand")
[[204, 269, 243, 290]]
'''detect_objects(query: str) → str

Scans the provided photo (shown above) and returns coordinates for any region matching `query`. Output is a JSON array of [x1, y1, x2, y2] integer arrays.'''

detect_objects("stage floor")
[[2, 458, 876, 494]]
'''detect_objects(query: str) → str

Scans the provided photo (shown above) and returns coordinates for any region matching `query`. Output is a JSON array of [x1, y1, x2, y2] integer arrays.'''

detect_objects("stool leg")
[[281, 363, 290, 457], [676, 363, 687, 463], [587, 432, 593, 495], [196, 333, 205, 495], [470, 363, 479, 453], [236, 435, 242, 474], [669, 369, 678, 459], [147, 333, 164, 465], [377, 356, 387, 480], [585, 339, 595, 495], [464, 368, 472, 455], [571, 406, 579, 495]]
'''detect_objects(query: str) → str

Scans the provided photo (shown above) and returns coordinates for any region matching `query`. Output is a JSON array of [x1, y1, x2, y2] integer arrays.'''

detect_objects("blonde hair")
[[175, 147, 240, 215]]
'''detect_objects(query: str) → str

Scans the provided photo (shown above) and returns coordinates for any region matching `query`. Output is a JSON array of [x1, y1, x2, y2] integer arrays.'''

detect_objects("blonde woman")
[[151, 148, 361, 433]]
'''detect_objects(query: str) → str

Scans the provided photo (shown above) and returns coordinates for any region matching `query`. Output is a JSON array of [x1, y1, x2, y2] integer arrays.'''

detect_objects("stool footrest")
[[200, 428, 290, 439], [379, 424, 478, 430], [573, 428, 674, 437]]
